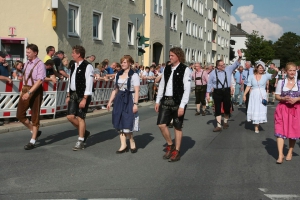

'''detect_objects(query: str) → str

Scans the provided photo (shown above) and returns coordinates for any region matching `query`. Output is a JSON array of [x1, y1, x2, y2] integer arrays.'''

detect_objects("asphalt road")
[[1, 96, 300, 200]]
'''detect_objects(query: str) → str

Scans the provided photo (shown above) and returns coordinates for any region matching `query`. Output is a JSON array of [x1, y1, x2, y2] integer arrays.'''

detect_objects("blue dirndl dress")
[[112, 70, 139, 133]]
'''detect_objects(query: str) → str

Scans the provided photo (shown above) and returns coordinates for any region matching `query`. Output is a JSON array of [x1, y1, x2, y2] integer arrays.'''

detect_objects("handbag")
[[256, 76, 267, 106]]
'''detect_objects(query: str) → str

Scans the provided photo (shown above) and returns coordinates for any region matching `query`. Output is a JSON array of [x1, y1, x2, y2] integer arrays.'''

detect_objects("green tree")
[[243, 30, 275, 65], [273, 32, 300, 68]]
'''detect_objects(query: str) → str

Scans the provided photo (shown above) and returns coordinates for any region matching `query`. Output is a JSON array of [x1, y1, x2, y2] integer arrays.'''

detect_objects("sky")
[[230, 0, 300, 41]]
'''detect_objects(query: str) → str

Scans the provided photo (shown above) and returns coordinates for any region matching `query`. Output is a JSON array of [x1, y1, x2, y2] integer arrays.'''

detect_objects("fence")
[[0, 79, 149, 118]]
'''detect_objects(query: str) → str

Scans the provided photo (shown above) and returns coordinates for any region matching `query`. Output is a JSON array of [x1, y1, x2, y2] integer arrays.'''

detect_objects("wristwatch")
[[134, 102, 139, 105], [28, 91, 32, 95]]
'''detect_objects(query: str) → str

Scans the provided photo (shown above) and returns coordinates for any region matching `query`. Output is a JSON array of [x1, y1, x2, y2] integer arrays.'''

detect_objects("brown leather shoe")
[[223, 123, 229, 129], [163, 144, 175, 159], [168, 150, 180, 162], [195, 111, 200, 116], [213, 127, 222, 132]]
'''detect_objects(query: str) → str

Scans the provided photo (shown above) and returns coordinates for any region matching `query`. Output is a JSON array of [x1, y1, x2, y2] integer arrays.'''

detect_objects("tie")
[[247, 70, 249, 79]]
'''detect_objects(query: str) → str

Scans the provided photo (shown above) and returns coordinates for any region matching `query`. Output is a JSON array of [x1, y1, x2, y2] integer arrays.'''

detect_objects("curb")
[[0, 102, 154, 134]]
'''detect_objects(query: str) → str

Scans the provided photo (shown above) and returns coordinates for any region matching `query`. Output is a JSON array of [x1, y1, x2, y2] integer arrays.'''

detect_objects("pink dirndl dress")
[[274, 79, 300, 140]]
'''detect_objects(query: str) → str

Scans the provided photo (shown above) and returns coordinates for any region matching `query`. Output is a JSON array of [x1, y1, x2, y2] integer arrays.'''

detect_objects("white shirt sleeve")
[[132, 73, 140, 87], [231, 74, 236, 87], [275, 79, 283, 94], [179, 67, 192, 108], [156, 72, 165, 104], [84, 64, 94, 95]]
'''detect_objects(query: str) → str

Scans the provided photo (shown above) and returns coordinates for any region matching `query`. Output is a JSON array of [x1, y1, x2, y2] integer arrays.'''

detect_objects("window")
[[208, 9, 212, 20], [128, 22, 134, 45], [180, 2, 184, 21], [180, 32, 183, 47], [93, 11, 102, 40], [204, 18, 207, 32], [170, 12, 177, 30], [217, 35, 220, 45], [154, 0, 163, 16], [198, 51, 202, 62], [68, 4, 80, 37], [112, 17, 120, 43], [186, 20, 192, 35], [205, 0, 207, 9], [193, 0, 198, 11], [199, 2, 204, 15], [218, 16, 221, 26]]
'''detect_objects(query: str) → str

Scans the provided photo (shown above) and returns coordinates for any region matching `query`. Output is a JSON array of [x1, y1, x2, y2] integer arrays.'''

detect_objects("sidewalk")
[[0, 101, 154, 134]]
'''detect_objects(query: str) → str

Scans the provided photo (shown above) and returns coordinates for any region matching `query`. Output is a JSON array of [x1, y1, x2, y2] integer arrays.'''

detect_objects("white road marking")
[[264, 194, 300, 199], [258, 188, 268, 192]]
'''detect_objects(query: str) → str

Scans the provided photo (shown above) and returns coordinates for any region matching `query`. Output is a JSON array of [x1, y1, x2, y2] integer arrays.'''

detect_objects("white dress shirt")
[[67, 60, 94, 95], [156, 63, 191, 108]]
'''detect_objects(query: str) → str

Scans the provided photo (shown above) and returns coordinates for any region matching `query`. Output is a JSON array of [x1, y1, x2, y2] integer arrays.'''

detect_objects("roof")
[[230, 24, 248, 36], [227, 0, 233, 6]]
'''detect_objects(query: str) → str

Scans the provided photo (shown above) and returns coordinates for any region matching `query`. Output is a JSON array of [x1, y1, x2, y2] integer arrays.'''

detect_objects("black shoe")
[[24, 143, 35, 150], [84, 130, 90, 143], [130, 148, 137, 153], [116, 146, 128, 154]]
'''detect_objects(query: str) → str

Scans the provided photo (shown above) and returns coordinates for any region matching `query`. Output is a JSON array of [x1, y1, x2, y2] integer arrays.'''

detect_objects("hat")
[[0, 51, 7, 58], [255, 59, 266, 70]]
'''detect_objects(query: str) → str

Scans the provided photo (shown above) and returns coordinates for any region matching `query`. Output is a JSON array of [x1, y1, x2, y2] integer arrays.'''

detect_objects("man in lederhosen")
[[17, 44, 46, 150], [155, 47, 191, 162], [191, 62, 209, 116], [66, 45, 94, 151], [206, 50, 242, 132]]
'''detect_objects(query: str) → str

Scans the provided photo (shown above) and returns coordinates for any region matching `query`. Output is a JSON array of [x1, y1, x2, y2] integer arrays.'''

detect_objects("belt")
[[163, 96, 173, 100]]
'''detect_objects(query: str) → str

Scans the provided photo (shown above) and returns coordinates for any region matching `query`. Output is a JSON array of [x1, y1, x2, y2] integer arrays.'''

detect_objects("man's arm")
[[155, 72, 165, 104], [179, 67, 192, 108], [59, 70, 69, 79], [84, 64, 94, 96], [0, 75, 11, 83]]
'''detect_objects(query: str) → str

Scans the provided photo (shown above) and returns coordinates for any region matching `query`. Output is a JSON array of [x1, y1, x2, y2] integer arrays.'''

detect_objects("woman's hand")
[[243, 95, 246, 102], [287, 97, 298, 105], [107, 102, 111, 111], [133, 104, 138, 113]]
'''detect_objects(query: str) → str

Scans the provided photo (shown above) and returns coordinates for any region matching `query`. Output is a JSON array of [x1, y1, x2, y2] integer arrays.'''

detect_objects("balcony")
[[213, 1, 218, 10], [212, 43, 217, 51], [213, 22, 217, 31]]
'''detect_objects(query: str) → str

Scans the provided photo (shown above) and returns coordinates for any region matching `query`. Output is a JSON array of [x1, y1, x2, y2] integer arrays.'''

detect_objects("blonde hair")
[[285, 62, 297, 71], [62, 57, 68, 66]]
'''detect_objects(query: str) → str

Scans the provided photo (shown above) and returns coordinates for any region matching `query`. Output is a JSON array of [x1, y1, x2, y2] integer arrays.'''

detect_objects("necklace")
[[287, 78, 294, 84]]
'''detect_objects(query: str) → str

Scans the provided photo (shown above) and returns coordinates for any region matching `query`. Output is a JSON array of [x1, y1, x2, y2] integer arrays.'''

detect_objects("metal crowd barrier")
[[0, 79, 149, 118]]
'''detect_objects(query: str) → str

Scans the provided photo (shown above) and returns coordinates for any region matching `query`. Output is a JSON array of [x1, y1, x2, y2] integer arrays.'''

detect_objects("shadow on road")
[[262, 137, 299, 160], [86, 129, 119, 147], [36, 129, 78, 147], [134, 133, 154, 150]]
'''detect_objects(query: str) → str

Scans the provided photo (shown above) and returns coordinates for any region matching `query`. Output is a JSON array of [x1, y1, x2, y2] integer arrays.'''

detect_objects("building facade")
[[0, 0, 232, 67], [230, 23, 248, 66], [143, 0, 232, 67]]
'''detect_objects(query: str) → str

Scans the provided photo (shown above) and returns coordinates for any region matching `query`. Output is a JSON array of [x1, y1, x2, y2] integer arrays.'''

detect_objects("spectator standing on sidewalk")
[[155, 47, 191, 162], [142, 66, 155, 102], [16, 44, 46, 150], [0, 51, 12, 126], [66, 45, 94, 151], [43, 46, 55, 63], [53, 50, 69, 79], [11, 60, 24, 80]]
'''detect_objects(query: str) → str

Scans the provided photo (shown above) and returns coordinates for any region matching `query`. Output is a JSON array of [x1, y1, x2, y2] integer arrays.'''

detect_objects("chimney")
[[237, 23, 241, 29]]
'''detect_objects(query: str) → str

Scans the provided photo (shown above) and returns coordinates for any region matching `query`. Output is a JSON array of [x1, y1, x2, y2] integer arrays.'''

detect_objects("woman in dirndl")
[[243, 60, 278, 133], [107, 55, 140, 154], [274, 62, 300, 164]]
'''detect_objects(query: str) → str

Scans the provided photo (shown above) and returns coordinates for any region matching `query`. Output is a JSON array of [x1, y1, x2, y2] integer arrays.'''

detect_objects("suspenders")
[[215, 69, 228, 90], [195, 70, 204, 85]]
